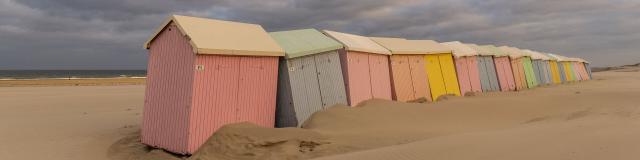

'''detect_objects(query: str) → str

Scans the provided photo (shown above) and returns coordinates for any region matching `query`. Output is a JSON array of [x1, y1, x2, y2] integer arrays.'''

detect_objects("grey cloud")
[[1, 0, 639, 69]]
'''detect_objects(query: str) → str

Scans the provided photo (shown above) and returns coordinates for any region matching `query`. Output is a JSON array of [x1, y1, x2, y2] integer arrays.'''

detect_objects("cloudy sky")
[[1, 0, 639, 69]]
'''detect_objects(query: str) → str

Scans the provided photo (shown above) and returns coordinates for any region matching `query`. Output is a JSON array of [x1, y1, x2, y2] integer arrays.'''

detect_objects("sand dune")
[[1, 67, 639, 160]]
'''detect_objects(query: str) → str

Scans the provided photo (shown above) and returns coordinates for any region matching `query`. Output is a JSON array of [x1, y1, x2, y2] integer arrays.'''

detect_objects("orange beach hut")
[[370, 37, 432, 102]]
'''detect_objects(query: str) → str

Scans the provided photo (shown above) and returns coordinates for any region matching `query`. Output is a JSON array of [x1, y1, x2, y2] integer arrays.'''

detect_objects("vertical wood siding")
[[523, 57, 538, 88], [424, 54, 460, 100], [425, 55, 446, 100], [439, 54, 461, 96], [511, 58, 527, 90], [287, 56, 323, 127], [494, 57, 516, 91], [276, 51, 347, 128], [558, 62, 567, 82], [235, 56, 278, 127], [455, 57, 472, 95], [585, 63, 592, 80], [532, 60, 544, 86], [466, 57, 483, 93], [549, 61, 562, 84], [390, 55, 415, 101], [275, 58, 297, 128], [188, 56, 279, 153], [485, 57, 500, 91], [142, 23, 195, 154], [368, 54, 392, 100], [315, 51, 348, 108], [189, 55, 241, 153], [478, 56, 500, 92], [408, 55, 431, 101], [341, 51, 373, 106]]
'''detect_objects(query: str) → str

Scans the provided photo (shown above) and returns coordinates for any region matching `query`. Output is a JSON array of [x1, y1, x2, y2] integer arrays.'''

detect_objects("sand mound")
[[189, 123, 344, 160]]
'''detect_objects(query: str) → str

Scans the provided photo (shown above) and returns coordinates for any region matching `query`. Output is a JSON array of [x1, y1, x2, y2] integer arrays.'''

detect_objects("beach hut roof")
[[441, 41, 478, 57], [370, 37, 443, 55], [525, 50, 551, 60], [576, 58, 590, 63], [144, 15, 284, 56], [466, 44, 493, 56], [482, 45, 509, 57], [499, 46, 529, 59], [322, 30, 391, 55], [269, 29, 343, 59], [410, 40, 452, 54], [547, 54, 570, 62], [544, 53, 559, 61]]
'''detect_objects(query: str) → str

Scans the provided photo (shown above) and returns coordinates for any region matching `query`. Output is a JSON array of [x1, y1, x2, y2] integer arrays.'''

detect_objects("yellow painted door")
[[438, 54, 461, 96], [424, 55, 446, 101], [549, 61, 561, 84]]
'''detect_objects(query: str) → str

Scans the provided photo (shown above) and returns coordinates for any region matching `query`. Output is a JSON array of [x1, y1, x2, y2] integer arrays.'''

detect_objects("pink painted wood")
[[142, 23, 195, 154], [494, 57, 516, 91], [340, 51, 373, 106], [408, 55, 432, 102], [466, 56, 483, 93], [455, 57, 472, 96], [143, 22, 279, 154], [369, 54, 392, 101], [390, 55, 416, 101]]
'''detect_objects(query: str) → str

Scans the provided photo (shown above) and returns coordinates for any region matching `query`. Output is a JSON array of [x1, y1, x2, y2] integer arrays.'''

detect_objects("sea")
[[0, 70, 147, 80]]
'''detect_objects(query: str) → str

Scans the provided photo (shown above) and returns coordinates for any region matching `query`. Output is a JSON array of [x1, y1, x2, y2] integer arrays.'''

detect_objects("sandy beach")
[[1, 66, 639, 160], [0, 78, 146, 87]]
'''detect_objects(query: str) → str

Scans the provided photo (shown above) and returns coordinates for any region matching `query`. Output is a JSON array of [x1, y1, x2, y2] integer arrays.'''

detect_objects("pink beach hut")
[[322, 30, 393, 106], [441, 41, 482, 96], [141, 15, 284, 154]]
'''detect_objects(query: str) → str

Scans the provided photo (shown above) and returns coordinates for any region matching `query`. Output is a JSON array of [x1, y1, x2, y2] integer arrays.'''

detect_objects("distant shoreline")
[[0, 77, 147, 81], [0, 77, 146, 87]]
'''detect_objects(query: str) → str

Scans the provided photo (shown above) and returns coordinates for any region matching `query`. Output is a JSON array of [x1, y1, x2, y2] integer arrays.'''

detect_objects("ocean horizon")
[[0, 70, 147, 80]]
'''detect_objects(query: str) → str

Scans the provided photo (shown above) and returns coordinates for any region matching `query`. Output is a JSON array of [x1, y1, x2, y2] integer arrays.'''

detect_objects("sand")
[[0, 85, 145, 160], [1, 66, 639, 160]]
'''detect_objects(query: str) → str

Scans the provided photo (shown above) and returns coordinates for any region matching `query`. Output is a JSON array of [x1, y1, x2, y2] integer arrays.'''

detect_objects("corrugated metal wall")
[[142, 23, 195, 154], [369, 54, 392, 100]]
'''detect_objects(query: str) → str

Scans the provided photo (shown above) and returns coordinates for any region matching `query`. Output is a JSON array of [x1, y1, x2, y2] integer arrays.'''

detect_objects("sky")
[[1, 0, 639, 69]]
